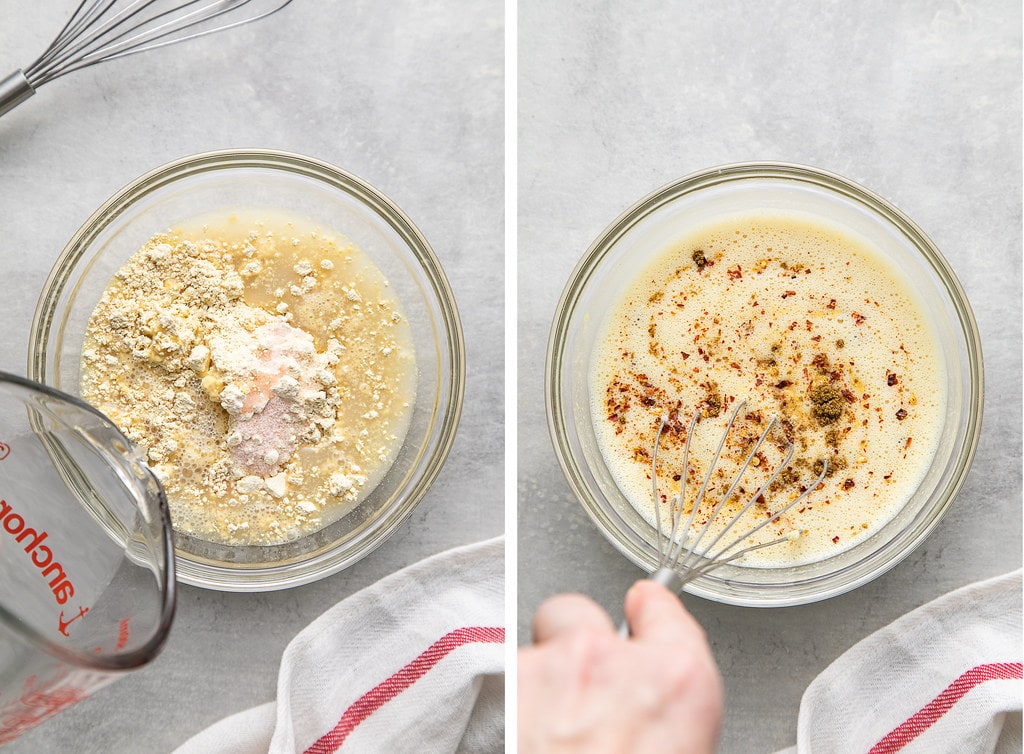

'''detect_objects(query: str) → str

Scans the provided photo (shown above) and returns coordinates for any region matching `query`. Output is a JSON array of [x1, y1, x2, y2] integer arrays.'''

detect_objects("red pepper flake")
[[852, 312, 866, 325], [842, 389, 857, 403], [727, 265, 743, 280], [782, 290, 796, 298], [832, 535, 840, 544], [887, 372, 898, 386], [896, 408, 908, 420], [904, 437, 913, 449], [843, 478, 855, 490], [775, 379, 792, 389], [730, 362, 741, 370], [681, 352, 690, 360], [781, 419, 795, 442], [826, 299, 837, 310]]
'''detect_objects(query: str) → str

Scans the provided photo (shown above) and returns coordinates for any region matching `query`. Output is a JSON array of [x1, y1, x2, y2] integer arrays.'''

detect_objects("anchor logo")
[[58, 606, 89, 637]]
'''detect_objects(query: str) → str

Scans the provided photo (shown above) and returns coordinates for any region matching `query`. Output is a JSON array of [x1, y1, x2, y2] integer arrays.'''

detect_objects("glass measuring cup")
[[0, 372, 175, 743]]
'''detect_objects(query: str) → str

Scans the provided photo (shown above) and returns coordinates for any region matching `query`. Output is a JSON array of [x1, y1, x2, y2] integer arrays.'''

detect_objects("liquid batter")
[[591, 212, 944, 567]]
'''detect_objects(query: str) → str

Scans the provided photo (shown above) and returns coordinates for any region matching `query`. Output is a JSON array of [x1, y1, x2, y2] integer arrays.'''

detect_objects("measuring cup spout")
[[0, 372, 176, 743]]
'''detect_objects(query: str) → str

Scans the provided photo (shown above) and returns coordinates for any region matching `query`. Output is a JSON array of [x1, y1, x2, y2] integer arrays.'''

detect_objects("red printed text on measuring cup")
[[0, 496, 87, 637]]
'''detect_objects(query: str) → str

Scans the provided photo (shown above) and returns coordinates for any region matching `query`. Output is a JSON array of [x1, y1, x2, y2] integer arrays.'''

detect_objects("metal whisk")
[[0, 0, 295, 118], [643, 400, 827, 596]]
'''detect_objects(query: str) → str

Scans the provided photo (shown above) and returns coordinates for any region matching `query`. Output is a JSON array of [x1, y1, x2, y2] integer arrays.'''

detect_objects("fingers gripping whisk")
[[647, 401, 828, 594]]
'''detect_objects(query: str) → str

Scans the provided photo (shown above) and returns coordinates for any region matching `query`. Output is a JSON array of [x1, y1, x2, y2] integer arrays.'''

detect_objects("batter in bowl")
[[590, 212, 944, 566], [80, 209, 416, 546]]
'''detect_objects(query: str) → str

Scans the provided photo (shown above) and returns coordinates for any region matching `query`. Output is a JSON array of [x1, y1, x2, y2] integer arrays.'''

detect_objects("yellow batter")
[[591, 212, 943, 566]]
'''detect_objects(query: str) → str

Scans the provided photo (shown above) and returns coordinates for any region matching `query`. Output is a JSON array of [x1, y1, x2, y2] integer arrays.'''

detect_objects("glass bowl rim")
[[28, 148, 466, 591], [545, 160, 984, 607]]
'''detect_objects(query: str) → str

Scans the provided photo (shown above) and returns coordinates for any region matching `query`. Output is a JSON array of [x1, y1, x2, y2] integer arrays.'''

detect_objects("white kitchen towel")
[[174, 536, 504, 754], [776, 569, 1022, 754]]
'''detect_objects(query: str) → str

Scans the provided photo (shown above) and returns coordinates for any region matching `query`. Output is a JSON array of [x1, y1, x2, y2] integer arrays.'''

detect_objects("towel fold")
[[776, 569, 1022, 754], [174, 537, 505, 754]]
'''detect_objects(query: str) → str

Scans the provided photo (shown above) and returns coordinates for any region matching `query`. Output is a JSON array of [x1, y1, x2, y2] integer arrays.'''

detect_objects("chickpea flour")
[[591, 213, 944, 567], [80, 209, 416, 546]]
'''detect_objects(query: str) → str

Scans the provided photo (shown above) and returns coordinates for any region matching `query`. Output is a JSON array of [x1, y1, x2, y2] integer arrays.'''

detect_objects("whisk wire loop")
[[664, 400, 745, 574], [659, 401, 741, 569], [3, 0, 295, 116], [652, 409, 700, 570], [652, 401, 828, 591], [650, 414, 667, 565], [675, 412, 788, 576]]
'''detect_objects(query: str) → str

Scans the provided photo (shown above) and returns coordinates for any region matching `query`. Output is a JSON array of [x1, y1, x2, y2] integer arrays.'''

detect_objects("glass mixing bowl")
[[546, 162, 983, 607], [30, 149, 464, 591]]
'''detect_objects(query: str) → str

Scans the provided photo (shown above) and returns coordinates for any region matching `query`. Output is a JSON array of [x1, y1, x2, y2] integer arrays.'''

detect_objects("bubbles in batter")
[[591, 212, 944, 566]]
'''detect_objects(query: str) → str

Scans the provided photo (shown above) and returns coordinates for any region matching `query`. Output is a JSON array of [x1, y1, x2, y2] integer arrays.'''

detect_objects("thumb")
[[624, 579, 707, 645]]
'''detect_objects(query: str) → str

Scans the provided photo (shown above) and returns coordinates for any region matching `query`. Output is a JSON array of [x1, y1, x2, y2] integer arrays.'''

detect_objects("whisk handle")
[[618, 567, 687, 637], [0, 70, 35, 118], [649, 566, 685, 594]]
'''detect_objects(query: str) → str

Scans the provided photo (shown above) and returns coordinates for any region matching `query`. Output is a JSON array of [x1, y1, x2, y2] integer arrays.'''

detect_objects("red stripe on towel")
[[869, 662, 1023, 753], [304, 626, 505, 754]]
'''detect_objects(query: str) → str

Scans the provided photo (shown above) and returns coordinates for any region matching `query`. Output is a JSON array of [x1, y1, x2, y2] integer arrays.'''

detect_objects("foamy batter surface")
[[591, 213, 943, 567], [81, 210, 416, 546]]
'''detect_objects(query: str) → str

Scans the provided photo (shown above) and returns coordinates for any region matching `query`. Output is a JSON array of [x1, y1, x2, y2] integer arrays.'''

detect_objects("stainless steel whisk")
[[643, 400, 827, 596], [0, 0, 295, 118]]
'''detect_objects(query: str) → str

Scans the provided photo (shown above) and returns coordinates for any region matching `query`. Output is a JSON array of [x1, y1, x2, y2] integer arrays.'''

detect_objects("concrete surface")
[[518, 1, 1021, 752], [1, 0, 1021, 751], [0, 1, 503, 751]]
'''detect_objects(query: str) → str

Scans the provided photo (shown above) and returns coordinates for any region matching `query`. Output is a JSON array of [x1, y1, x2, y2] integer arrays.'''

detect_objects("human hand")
[[518, 579, 723, 753]]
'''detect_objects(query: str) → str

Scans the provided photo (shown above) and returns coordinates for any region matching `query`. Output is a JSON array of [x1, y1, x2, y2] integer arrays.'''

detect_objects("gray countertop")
[[518, 1, 1021, 752], [0, 1, 503, 751], [1, 0, 1021, 752]]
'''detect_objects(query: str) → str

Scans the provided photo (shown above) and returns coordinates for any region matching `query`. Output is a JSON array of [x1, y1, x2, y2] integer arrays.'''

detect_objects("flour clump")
[[80, 210, 417, 546]]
